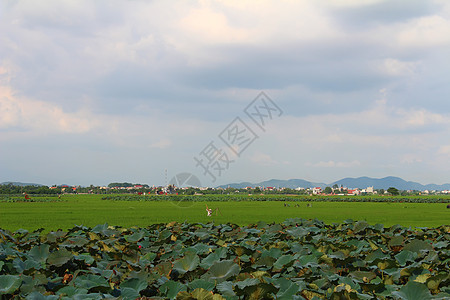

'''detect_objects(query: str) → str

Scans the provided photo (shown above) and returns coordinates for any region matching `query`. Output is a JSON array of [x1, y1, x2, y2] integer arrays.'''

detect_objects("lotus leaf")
[[0, 219, 448, 298], [46, 248, 73, 267], [188, 279, 215, 291], [391, 281, 432, 300], [395, 250, 418, 266], [28, 244, 50, 263], [173, 252, 200, 275], [73, 274, 109, 289], [0, 274, 22, 294], [160, 280, 187, 299], [403, 239, 433, 254], [204, 260, 240, 283], [120, 287, 141, 299]]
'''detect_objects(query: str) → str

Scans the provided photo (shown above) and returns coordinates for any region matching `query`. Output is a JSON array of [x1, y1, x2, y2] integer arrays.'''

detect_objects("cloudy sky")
[[1, 0, 450, 187]]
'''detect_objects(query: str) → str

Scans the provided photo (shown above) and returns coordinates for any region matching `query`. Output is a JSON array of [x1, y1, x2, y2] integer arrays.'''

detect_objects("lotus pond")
[[0, 219, 449, 299], [0, 194, 449, 231]]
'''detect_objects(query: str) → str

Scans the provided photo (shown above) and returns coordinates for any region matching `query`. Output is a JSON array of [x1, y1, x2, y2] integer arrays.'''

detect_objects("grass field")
[[1, 194, 448, 231]]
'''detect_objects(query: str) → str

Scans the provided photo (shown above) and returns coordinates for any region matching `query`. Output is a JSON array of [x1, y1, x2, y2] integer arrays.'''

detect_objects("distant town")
[[1, 181, 449, 196]]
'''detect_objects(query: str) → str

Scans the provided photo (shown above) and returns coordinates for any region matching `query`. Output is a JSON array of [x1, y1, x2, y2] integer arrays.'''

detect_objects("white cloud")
[[380, 58, 419, 77], [309, 160, 361, 168], [397, 15, 450, 47], [0, 85, 96, 135], [437, 145, 450, 155], [400, 154, 423, 164], [149, 139, 172, 149], [250, 152, 278, 166]]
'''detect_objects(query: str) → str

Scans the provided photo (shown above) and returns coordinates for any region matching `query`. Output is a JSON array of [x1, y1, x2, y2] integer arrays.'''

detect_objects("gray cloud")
[[1, 0, 449, 186]]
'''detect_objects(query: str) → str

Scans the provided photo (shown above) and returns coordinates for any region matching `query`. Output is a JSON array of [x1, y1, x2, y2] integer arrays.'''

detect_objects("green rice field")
[[0, 194, 448, 231]]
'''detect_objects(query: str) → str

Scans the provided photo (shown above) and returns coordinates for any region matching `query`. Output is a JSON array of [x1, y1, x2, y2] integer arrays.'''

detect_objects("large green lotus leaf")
[[18, 274, 35, 294], [188, 279, 215, 291], [192, 288, 226, 300], [433, 241, 448, 249], [173, 252, 200, 275], [388, 235, 404, 247], [89, 267, 114, 278], [24, 292, 59, 299], [176, 288, 226, 300], [203, 260, 240, 283], [346, 239, 370, 254], [120, 278, 148, 292], [73, 274, 109, 289], [365, 249, 390, 263], [242, 283, 278, 299], [13, 258, 26, 273], [160, 280, 187, 299], [349, 271, 376, 283], [252, 256, 275, 268], [395, 250, 418, 266], [261, 247, 282, 258], [0, 274, 22, 294], [47, 248, 73, 267], [120, 287, 140, 299], [191, 243, 211, 255], [91, 223, 118, 237], [23, 259, 41, 271], [91, 223, 108, 233], [235, 278, 260, 290], [200, 252, 222, 269], [373, 223, 385, 232], [327, 251, 347, 260], [125, 231, 145, 242], [45, 231, 67, 243], [354, 221, 369, 233], [403, 239, 433, 254], [274, 278, 300, 300], [391, 281, 432, 300], [287, 227, 309, 238], [74, 253, 95, 265], [71, 293, 105, 300], [61, 236, 89, 248], [57, 286, 89, 297], [216, 281, 236, 297], [273, 255, 294, 271], [28, 244, 50, 263]]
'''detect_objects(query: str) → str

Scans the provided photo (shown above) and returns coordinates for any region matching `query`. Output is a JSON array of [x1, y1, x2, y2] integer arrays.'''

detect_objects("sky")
[[1, 0, 450, 187]]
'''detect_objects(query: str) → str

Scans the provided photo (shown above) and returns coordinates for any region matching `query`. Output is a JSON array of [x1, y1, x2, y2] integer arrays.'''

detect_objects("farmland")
[[0, 194, 449, 232]]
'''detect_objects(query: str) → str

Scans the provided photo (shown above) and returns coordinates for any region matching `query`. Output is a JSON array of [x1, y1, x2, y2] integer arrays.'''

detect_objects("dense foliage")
[[0, 195, 64, 203], [101, 194, 450, 203], [1, 219, 449, 299], [0, 184, 59, 195]]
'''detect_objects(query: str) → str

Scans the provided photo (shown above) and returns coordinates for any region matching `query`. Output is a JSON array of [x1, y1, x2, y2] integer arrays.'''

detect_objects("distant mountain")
[[217, 178, 326, 189], [1, 181, 44, 186], [218, 176, 450, 191], [332, 176, 450, 191]]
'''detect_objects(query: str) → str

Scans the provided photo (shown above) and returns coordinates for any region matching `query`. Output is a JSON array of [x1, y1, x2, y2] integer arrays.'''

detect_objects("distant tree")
[[332, 184, 339, 189], [323, 187, 332, 194], [108, 182, 133, 188], [387, 187, 399, 195]]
